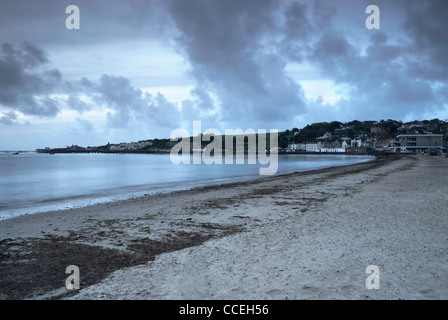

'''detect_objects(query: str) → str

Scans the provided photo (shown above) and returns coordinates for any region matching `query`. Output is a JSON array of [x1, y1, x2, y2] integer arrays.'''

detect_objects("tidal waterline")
[[0, 152, 374, 220]]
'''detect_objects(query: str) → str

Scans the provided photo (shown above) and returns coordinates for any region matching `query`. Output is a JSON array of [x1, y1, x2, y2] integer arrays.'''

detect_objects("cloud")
[[283, 1, 314, 40], [1, 0, 448, 150], [0, 41, 48, 68], [67, 95, 94, 113], [307, 6, 448, 122], [76, 117, 94, 131], [167, 0, 308, 129], [190, 87, 215, 111], [0, 42, 64, 117], [0, 40, 184, 136], [404, 0, 448, 81], [92, 74, 181, 130], [278, 1, 314, 63], [0, 39, 185, 140], [0, 112, 18, 126]]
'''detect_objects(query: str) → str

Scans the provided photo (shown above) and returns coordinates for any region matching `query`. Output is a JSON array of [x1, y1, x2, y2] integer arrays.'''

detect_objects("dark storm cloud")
[[0, 37, 183, 131], [306, 0, 448, 121], [1, 42, 48, 68], [166, 0, 447, 127], [284, 1, 314, 39], [190, 87, 215, 111], [278, 1, 314, 62], [404, 0, 448, 81], [176, 0, 448, 124], [0, 0, 170, 48], [309, 31, 435, 119], [167, 0, 308, 128], [0, 42, 64, 117], [1, 0, 447, 136]]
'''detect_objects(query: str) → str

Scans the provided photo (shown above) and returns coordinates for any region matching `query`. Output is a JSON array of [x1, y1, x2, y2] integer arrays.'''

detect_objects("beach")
[[0, 154, 447, 300]]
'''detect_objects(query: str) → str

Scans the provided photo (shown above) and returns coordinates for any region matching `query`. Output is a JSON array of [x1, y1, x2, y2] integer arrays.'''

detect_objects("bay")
[[0, 152, 374, 220]]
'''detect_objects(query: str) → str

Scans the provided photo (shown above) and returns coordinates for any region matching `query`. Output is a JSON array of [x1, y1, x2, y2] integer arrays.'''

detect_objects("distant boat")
[[12, 152, 19, 155]]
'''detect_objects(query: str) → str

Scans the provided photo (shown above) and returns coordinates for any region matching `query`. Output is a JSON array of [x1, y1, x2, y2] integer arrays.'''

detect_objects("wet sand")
[[0, 154, 447, 300]]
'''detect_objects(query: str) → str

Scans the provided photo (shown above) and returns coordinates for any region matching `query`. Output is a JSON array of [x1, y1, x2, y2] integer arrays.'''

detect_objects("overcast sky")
[[0, 0, 447, 149]]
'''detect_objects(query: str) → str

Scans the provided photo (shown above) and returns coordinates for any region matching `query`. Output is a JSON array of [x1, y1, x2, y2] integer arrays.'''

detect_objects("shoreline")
[[1, 154, 446, 299], [0, 153, 376, 222]]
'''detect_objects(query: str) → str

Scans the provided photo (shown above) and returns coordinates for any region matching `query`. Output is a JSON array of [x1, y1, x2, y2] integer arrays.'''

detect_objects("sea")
[[0, 152, 375, 220]]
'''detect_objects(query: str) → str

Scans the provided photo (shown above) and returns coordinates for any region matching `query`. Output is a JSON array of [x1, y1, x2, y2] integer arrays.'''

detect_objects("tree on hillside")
[[346, 128, 355, 139], [279, 136, 289, 148]]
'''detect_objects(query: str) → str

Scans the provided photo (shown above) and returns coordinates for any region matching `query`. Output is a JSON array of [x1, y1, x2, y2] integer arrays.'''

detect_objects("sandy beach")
[[0, 154, 447, 300]]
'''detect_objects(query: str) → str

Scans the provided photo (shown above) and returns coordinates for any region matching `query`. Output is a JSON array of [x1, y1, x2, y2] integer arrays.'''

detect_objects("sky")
[[0, 0, 447, 150]]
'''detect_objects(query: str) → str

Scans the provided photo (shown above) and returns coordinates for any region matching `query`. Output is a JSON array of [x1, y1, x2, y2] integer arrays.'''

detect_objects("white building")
[[306, 143, 318, 152], [287, 143, 307, 151], [351, 139, 362, 148], [319, 148, 346, 153]]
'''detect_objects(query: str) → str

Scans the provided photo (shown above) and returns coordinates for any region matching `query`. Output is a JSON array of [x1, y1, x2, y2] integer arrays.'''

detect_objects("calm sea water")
[[0, 152, 374, 220]]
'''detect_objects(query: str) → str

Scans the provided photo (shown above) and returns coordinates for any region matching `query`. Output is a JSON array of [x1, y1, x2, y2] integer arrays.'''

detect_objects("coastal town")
[[2, 0, 448, 307], [35, 118, 448, 156], [285, 119, 446, 155]]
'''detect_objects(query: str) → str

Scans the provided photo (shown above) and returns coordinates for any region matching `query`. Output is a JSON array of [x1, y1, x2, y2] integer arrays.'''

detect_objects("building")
[[346, 146, 369, 153], [287, 143, 306, 151], [306, 143, 318, 152], [373, 139, 390, 151], [387, 138, 401, 152], [351, 138, 362, 148], [319, 148, 345, 153], [396, 134, 444, 153]]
